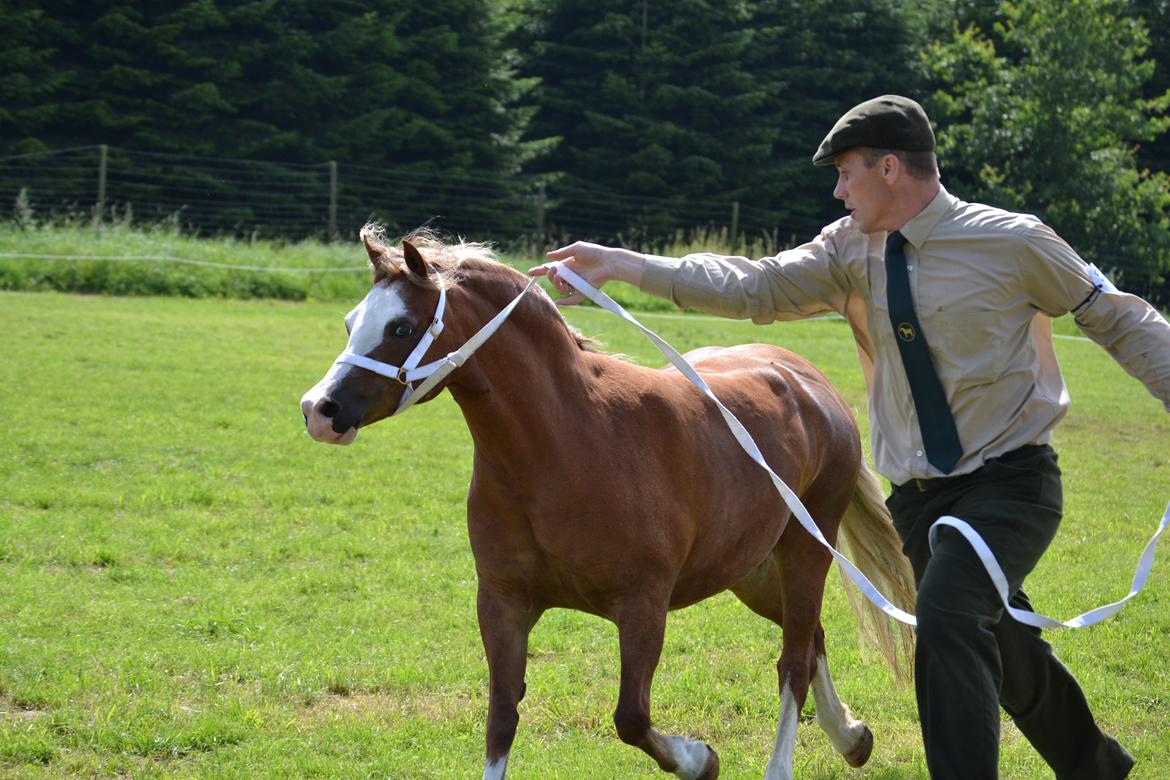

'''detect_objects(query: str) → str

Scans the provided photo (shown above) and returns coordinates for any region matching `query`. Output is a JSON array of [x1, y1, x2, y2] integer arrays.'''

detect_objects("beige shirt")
[[640, 186, 1170, 485]]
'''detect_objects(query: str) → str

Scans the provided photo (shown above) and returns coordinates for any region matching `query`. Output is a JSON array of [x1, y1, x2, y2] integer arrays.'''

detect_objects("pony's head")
[[300, 225, 489, 444]]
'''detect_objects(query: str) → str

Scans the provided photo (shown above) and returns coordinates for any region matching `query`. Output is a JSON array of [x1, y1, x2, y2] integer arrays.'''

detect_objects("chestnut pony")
[[301, 228, 915, 780]]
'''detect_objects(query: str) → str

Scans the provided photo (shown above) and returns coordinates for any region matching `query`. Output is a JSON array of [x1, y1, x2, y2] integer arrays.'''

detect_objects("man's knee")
[[913, 575, 998, 655]]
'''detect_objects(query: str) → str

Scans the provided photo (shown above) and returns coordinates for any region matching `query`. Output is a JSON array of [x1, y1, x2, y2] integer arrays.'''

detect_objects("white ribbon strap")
[[553, 262, 1169, 630], [931, 507, 1169, 629], [553, 264, 916, 625], [335, 351, 444, 384]]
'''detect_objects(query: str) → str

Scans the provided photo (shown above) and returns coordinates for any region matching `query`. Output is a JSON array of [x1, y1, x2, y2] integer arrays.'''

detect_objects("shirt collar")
[[898, 185, 956, 249]]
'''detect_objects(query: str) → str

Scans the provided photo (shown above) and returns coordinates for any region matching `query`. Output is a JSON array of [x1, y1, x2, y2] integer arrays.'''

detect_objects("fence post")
[[328, 160, 338, 240], [729, 200, 740, 251], [95, 144, 108, 227]]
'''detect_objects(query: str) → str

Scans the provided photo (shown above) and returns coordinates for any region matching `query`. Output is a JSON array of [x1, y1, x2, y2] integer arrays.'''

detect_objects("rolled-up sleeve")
[[1021, 222, 1170, 411], [639, 230, 856, 324]]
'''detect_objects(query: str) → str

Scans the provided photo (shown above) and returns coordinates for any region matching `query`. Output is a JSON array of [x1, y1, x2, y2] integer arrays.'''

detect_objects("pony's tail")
[[837, 459, 917, 686]]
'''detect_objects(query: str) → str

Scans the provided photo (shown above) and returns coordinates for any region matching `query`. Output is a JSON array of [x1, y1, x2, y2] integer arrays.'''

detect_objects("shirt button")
[[916, 449, 924, 457], [906, 265, 914, 271]]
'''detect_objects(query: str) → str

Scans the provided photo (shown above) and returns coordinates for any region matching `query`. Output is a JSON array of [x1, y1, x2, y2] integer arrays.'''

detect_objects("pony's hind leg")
[[809, 628, 873, 768], [731, 529, 871, 777], [768, 525, 833, 780], [613, 600, 720, 780], [730, 554, 815, 780], [766, 631, 874, 778]]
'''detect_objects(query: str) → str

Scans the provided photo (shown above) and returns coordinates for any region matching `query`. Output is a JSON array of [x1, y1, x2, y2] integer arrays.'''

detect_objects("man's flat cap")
[[812, 95, 935, 166]]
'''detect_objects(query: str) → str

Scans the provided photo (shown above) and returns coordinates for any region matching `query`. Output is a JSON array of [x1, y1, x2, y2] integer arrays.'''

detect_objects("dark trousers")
[[886, 445, 1134, 779]]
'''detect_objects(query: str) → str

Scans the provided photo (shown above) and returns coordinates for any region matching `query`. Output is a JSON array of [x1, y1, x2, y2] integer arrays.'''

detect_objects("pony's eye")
[[393, 324, 414, 339]]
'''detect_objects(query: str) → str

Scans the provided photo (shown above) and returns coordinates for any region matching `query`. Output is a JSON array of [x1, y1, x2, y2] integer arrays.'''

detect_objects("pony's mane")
[[566, 322, 603, 354], [359, 222, 603, 354], [361, 223, 494, 290]]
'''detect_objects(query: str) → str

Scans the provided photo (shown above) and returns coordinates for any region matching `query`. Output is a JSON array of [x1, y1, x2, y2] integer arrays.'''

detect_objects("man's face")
[[832, 149, 894, 233]]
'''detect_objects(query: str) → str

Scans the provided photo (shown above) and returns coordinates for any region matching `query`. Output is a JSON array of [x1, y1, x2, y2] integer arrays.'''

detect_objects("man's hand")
[[529, 242, 646, 306]]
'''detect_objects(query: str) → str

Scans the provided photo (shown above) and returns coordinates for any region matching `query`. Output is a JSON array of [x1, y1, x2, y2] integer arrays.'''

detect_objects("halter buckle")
[[394, 367, 410, 385]]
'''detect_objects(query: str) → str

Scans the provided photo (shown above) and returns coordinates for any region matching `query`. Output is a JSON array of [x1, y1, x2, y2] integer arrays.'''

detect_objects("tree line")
[[2, 0, 1168, 301]]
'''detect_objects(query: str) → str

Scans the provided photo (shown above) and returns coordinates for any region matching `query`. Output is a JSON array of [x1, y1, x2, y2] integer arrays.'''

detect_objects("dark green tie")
[[884, 230, 963, 473]]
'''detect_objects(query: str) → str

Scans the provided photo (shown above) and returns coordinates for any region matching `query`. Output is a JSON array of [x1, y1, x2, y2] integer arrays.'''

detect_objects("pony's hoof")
[[695, 745, 719, 780], [844, 725, 873, 768]]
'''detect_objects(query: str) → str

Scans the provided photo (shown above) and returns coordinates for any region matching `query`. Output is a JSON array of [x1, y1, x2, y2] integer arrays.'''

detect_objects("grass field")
[[1, 281, 1168, 778]]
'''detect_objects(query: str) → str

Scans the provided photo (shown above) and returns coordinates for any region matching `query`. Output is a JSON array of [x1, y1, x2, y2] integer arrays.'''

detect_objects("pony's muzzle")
[[300, 393, 358, 446]]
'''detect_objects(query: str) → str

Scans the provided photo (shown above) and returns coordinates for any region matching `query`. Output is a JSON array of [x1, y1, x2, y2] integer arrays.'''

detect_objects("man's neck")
[[891, 180, 941, 232]]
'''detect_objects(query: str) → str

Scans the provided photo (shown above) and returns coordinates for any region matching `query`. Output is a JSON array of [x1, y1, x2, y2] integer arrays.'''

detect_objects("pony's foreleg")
[[614, 603, 720, 780], [478, 589, 540, 780], [809, 637, 873, 768]]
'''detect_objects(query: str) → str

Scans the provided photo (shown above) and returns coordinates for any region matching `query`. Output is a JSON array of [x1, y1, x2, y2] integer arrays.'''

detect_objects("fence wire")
[[0, 145, 817, 248]]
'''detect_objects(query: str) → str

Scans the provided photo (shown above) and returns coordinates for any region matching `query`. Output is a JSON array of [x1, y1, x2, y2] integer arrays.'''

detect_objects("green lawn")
[[1, 289, 1167, 778]]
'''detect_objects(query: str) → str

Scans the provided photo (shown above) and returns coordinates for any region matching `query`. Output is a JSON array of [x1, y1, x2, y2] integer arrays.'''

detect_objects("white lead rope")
[[931, 512, 1169, 629], [552, 263, 1169, 629]]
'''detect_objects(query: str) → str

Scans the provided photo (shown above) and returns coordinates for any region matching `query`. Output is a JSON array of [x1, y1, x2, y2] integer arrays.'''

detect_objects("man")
[[530, 95, 1170, 778]]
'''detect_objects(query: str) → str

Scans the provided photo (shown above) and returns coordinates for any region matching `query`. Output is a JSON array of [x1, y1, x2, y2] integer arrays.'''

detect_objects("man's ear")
[[882, 152, 902, 182]]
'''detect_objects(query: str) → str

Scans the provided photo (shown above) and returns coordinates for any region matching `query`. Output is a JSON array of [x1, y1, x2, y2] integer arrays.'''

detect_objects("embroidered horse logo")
[[897, 322, 916, 342]]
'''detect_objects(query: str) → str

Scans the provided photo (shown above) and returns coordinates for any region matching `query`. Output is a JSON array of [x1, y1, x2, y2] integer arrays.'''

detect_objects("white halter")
[[333, 278, 538, 415]]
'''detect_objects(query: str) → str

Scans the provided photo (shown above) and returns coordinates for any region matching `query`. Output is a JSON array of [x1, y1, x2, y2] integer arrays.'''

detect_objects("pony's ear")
[[402, 239, 429, 277], [362, 234, 383, 266]]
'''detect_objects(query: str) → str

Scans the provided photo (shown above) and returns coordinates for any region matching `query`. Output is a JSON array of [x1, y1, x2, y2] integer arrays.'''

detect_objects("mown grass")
[[1, 251, 1168, 777]]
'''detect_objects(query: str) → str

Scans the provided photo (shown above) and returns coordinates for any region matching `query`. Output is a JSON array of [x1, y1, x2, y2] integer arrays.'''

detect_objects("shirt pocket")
[[923, 308, 1007, 385]]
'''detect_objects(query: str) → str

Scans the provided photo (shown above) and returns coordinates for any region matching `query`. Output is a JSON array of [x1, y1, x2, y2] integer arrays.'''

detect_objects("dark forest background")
[[3, 0, 1169, 301]]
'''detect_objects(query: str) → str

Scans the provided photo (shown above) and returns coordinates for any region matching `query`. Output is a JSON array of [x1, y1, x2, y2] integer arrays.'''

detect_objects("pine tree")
[[739, 0, 932, 240], [518, 0, 771, 241], [0, 1, 540, 240], [0, 2, 76, 154], [297, 0, 545, 237], [516, 0, 930, 244]]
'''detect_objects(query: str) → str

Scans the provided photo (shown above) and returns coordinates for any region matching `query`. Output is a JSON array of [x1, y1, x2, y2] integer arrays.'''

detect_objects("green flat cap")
[[812, 95, 935, 166]]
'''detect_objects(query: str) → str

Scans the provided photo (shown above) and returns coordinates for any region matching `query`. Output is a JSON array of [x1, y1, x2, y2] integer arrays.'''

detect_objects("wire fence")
[[0, 145, 819, 249]]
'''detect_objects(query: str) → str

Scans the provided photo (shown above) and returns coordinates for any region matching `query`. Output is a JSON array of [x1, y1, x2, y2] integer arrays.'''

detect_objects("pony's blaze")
[[300, 281, 411, 444]]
